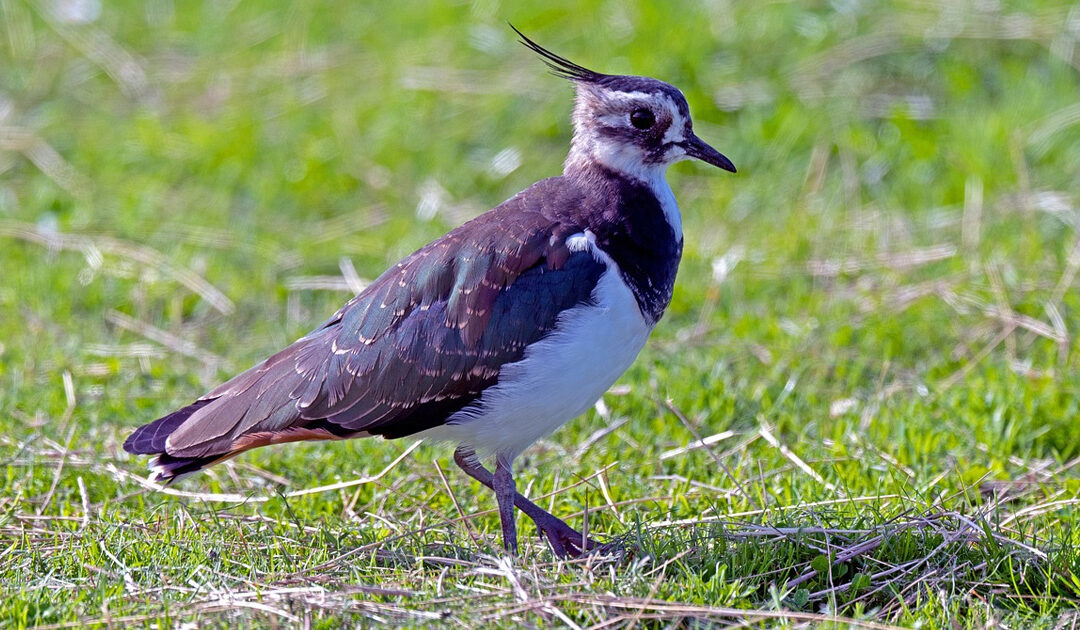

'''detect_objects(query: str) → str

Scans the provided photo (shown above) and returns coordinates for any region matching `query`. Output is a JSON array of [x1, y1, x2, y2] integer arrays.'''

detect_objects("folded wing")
[[123, 177, 606, 475]]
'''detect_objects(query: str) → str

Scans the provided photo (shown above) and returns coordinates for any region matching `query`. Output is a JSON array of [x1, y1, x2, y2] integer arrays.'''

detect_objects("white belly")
[[418, 261, 652, 461]]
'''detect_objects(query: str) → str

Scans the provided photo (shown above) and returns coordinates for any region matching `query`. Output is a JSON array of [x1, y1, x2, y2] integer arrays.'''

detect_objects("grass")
[[2, 0, 1080, 627]]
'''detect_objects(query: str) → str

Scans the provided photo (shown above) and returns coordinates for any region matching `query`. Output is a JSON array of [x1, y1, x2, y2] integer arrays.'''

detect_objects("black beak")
[[682, 133, 736, 173]]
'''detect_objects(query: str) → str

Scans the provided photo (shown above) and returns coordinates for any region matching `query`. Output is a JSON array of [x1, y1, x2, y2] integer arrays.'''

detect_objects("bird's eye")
[[630, 108, 655, 130]]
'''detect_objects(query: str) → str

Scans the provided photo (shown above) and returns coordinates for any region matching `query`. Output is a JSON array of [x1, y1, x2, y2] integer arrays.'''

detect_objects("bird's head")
[[514, 27, 736, 181]]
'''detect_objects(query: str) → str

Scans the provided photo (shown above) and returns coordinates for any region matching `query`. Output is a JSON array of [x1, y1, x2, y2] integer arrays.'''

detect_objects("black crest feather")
[[510, 24, 606, 84]]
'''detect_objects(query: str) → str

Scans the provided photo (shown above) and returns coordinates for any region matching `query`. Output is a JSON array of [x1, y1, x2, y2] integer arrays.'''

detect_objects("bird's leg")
[[492, 458, 518, 555], [453, 446, 599, 557]]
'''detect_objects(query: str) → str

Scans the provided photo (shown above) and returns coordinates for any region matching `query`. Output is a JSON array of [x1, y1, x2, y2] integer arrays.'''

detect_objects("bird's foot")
[[530, 512, 602, 558]]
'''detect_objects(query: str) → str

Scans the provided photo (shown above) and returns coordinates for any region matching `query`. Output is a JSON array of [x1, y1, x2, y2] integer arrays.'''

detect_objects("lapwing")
[[124, 27, 736, 558]]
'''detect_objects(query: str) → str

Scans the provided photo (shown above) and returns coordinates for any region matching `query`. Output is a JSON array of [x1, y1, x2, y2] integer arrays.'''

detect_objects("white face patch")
[[599, 91, 687, 147], [608, 90, 655, 102], [565, 84, 693, 186], [597, 113, 629, 128], [661, 96, 687, 144], [664, 144, 688, 162]]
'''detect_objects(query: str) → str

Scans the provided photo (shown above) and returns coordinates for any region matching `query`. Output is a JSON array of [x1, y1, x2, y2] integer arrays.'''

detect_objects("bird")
[[123, 26, 735, 559]]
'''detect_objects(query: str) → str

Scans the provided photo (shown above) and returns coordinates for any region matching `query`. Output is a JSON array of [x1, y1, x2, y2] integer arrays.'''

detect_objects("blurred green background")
[[2, 0, 1080, 627]]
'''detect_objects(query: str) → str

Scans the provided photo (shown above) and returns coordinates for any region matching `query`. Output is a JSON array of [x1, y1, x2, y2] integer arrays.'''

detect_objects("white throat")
[[647, 171, 682, 241]]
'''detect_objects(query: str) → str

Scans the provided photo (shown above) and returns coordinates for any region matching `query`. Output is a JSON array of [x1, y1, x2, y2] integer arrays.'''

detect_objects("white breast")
[[417, 239, 652, 461]]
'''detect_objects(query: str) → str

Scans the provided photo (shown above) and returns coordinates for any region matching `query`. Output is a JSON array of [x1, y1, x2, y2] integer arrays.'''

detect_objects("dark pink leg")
[[454, 446, 600, 558]]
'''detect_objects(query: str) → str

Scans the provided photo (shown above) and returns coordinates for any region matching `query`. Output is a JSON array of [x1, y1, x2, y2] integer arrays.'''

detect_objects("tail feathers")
[[125, 398, 232, 482], [149, 451, 237, 482], [145, 424, 352, 481], [124, 398, 216, 455], [126, 397, 357, 482]]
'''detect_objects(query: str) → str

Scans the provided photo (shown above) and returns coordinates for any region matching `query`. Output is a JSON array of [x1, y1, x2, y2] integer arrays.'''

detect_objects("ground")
[[2, 0, 1080, 628]]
